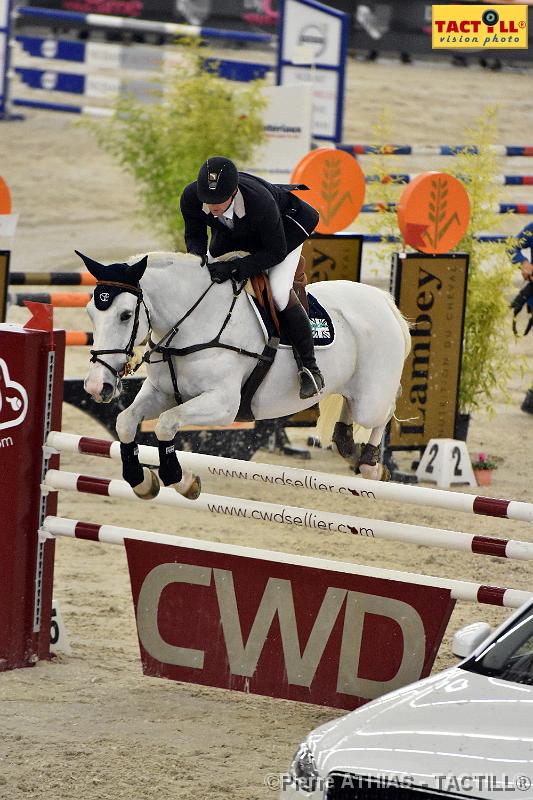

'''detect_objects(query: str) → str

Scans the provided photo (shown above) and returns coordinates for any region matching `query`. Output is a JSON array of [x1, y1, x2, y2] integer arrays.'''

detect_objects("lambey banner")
[[302, 233, 362, 283], [125, 538, 455, 709], [389, 252, 468, 450]]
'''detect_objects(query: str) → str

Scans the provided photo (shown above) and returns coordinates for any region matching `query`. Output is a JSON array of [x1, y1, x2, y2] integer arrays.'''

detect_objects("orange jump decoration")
[[291, 149, 366, 234], [0, 176, 11, 215], [397, 171, 470, 254]]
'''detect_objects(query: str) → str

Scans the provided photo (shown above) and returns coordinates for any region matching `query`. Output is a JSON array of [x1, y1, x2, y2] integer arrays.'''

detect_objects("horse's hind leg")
[[358, 425, 390, 482], [330, 400, 389, 480], [346, 392, 395, 481], [331, 397, 363, 471]]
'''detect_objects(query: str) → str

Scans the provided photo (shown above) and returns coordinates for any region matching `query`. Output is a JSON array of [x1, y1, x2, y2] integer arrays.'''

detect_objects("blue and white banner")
[[277, 0, 348, 143], [0, 0, 11, 116]]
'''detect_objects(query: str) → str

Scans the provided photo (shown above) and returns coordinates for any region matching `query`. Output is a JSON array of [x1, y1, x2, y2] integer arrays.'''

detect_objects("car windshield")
[[461, 606, 533, 686]]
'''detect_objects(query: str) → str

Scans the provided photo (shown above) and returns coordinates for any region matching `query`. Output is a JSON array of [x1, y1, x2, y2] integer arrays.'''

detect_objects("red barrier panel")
[[125, 538, 455, 710], [0, 323, 63, 670]]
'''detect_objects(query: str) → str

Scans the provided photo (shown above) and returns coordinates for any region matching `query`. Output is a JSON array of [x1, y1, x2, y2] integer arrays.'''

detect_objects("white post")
[[0, 0, 13, 118]]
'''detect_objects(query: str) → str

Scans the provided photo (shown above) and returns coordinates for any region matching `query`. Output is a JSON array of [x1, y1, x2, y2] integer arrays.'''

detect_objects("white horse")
[[79, 250, 411, 500]]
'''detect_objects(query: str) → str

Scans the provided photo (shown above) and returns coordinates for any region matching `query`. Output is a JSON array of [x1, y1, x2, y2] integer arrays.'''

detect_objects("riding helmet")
[[196, 156, 239, 204]]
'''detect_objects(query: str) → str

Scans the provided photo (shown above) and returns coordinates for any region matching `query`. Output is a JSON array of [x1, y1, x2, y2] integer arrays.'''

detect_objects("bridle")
[[89, 280, 151, 381]]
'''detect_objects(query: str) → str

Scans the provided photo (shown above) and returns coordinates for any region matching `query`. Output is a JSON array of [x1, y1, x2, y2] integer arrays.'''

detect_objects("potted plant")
[[448, 110, 519, 429], [471, 452, 497, 486]]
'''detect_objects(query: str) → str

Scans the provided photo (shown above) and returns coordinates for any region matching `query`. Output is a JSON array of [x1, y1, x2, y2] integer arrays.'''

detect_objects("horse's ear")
[[126, 255, 148, 284], [75, 250, 106, 280]]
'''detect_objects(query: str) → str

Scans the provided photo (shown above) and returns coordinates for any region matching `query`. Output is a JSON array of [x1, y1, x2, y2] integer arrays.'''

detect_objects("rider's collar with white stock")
[[89, 280, 151, 381]]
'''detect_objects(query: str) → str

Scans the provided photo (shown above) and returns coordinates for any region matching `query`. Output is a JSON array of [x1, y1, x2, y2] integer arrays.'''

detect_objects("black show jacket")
[[180, 172, 319, 277]]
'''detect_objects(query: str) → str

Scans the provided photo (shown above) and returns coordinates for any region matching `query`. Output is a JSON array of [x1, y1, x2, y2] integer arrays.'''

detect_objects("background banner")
[[388, 252, 469, 450]]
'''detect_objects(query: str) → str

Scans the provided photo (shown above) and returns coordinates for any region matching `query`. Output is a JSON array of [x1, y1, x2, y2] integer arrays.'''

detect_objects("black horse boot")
[[279, 296, 325, 399]]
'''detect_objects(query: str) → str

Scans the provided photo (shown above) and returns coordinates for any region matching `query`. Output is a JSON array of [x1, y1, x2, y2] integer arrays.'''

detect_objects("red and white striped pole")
[[47, 431, 533, 523], [44, 468, 533, 562], [42, 516, 533, 609]]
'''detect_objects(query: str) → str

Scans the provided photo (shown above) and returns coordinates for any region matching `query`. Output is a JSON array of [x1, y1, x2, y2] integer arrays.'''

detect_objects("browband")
[[96, 280, 142, 295]]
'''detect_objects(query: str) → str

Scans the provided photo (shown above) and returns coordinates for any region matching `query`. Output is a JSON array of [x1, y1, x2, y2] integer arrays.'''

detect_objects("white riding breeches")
[[267, 244, 303, 311]]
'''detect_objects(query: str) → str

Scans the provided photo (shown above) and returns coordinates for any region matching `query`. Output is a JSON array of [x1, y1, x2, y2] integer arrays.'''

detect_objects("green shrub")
[[85, 40, 267, 249], [448, 109, 518, 414]]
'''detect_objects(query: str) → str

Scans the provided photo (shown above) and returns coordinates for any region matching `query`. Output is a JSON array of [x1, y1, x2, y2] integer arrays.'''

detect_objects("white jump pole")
[[43, 468, 533, 561], [42, 515, 533, 609], [46, 431, 533, 523]]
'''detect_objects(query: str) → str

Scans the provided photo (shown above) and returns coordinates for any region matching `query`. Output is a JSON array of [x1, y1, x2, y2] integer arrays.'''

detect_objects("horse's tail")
[[316, 394, 344, 447], [382, 289, 412, 361]]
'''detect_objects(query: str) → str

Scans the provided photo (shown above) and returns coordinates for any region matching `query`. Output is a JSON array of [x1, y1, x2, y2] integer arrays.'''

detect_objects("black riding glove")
[[208, 262, 233, 284]]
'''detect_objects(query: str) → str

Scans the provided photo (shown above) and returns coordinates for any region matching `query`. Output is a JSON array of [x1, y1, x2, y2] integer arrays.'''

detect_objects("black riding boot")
[[279, 299, 325, 399]]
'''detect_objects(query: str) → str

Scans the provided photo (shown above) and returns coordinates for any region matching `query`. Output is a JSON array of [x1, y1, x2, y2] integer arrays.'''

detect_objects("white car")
[[282, 598, 533, 799]]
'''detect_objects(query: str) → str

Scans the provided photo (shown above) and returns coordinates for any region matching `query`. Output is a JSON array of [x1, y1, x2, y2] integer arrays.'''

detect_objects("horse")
[[79, 250, 411, 500]]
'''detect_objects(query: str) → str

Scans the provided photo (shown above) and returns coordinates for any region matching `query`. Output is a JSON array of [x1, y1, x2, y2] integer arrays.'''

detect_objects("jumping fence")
[[2, 0, 348, 143], [3, 3, 274, 116], [1, 324, 532, 712]]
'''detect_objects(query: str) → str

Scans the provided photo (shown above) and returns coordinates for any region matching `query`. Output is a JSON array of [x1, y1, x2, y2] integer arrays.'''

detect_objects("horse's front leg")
[[116, 379, 175, 500], [154, 389, 240, 499]]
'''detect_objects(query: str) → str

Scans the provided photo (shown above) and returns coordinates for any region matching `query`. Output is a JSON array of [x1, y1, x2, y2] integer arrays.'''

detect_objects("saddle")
[[248, 254, 309, 335], [238, 256, 307, 421], [238, 257, 334, 421]]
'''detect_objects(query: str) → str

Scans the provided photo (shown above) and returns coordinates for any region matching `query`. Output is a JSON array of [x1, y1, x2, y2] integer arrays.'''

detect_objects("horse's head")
[[76, 251, 151, 403]]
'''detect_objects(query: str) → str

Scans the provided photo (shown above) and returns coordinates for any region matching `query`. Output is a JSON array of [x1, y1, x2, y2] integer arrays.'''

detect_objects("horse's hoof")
[[380, 464, 391, 482], [358, 462, 391, 481], [170, 473, 202, 500], [359, 463, 380, 480], [133, 467, 160, 500], [183, 475, 201, 500]]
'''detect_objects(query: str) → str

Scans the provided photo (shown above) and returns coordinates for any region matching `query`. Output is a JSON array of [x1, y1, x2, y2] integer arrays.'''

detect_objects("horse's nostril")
[[101, 382, 115, 402]]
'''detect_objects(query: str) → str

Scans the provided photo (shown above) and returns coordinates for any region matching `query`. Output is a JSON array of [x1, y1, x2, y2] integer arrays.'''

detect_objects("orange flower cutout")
[[397, 171, 470, 254], [291, 149, 366, 234]]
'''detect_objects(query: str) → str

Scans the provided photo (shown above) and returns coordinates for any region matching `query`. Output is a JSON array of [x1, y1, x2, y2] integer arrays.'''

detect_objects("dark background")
[[19, 1, 533, 65]]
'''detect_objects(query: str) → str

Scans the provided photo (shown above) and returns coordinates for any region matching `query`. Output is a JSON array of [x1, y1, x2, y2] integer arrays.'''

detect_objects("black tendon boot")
[[279, 300, 325, 399]]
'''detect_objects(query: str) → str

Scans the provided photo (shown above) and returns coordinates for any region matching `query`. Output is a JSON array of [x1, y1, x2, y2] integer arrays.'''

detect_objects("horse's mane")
[[126, 251, 199, 270], [126, 250, 248, 269], [212, 251, 249, 262]]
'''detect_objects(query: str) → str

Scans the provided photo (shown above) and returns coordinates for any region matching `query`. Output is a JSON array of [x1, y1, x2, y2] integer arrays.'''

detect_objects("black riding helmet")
[[196, 156, 239, 204]]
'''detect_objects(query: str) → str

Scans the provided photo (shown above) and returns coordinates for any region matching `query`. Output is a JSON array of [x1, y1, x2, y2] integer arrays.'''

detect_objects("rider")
[[179, 156, 325, 400]]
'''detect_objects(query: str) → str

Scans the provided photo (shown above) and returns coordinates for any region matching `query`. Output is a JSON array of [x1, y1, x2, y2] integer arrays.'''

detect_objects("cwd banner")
[[125, 537, 455, 709]]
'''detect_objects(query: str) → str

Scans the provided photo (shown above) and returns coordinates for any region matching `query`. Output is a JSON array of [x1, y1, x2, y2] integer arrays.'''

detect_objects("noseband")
[[89, 280, 151, 381]]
